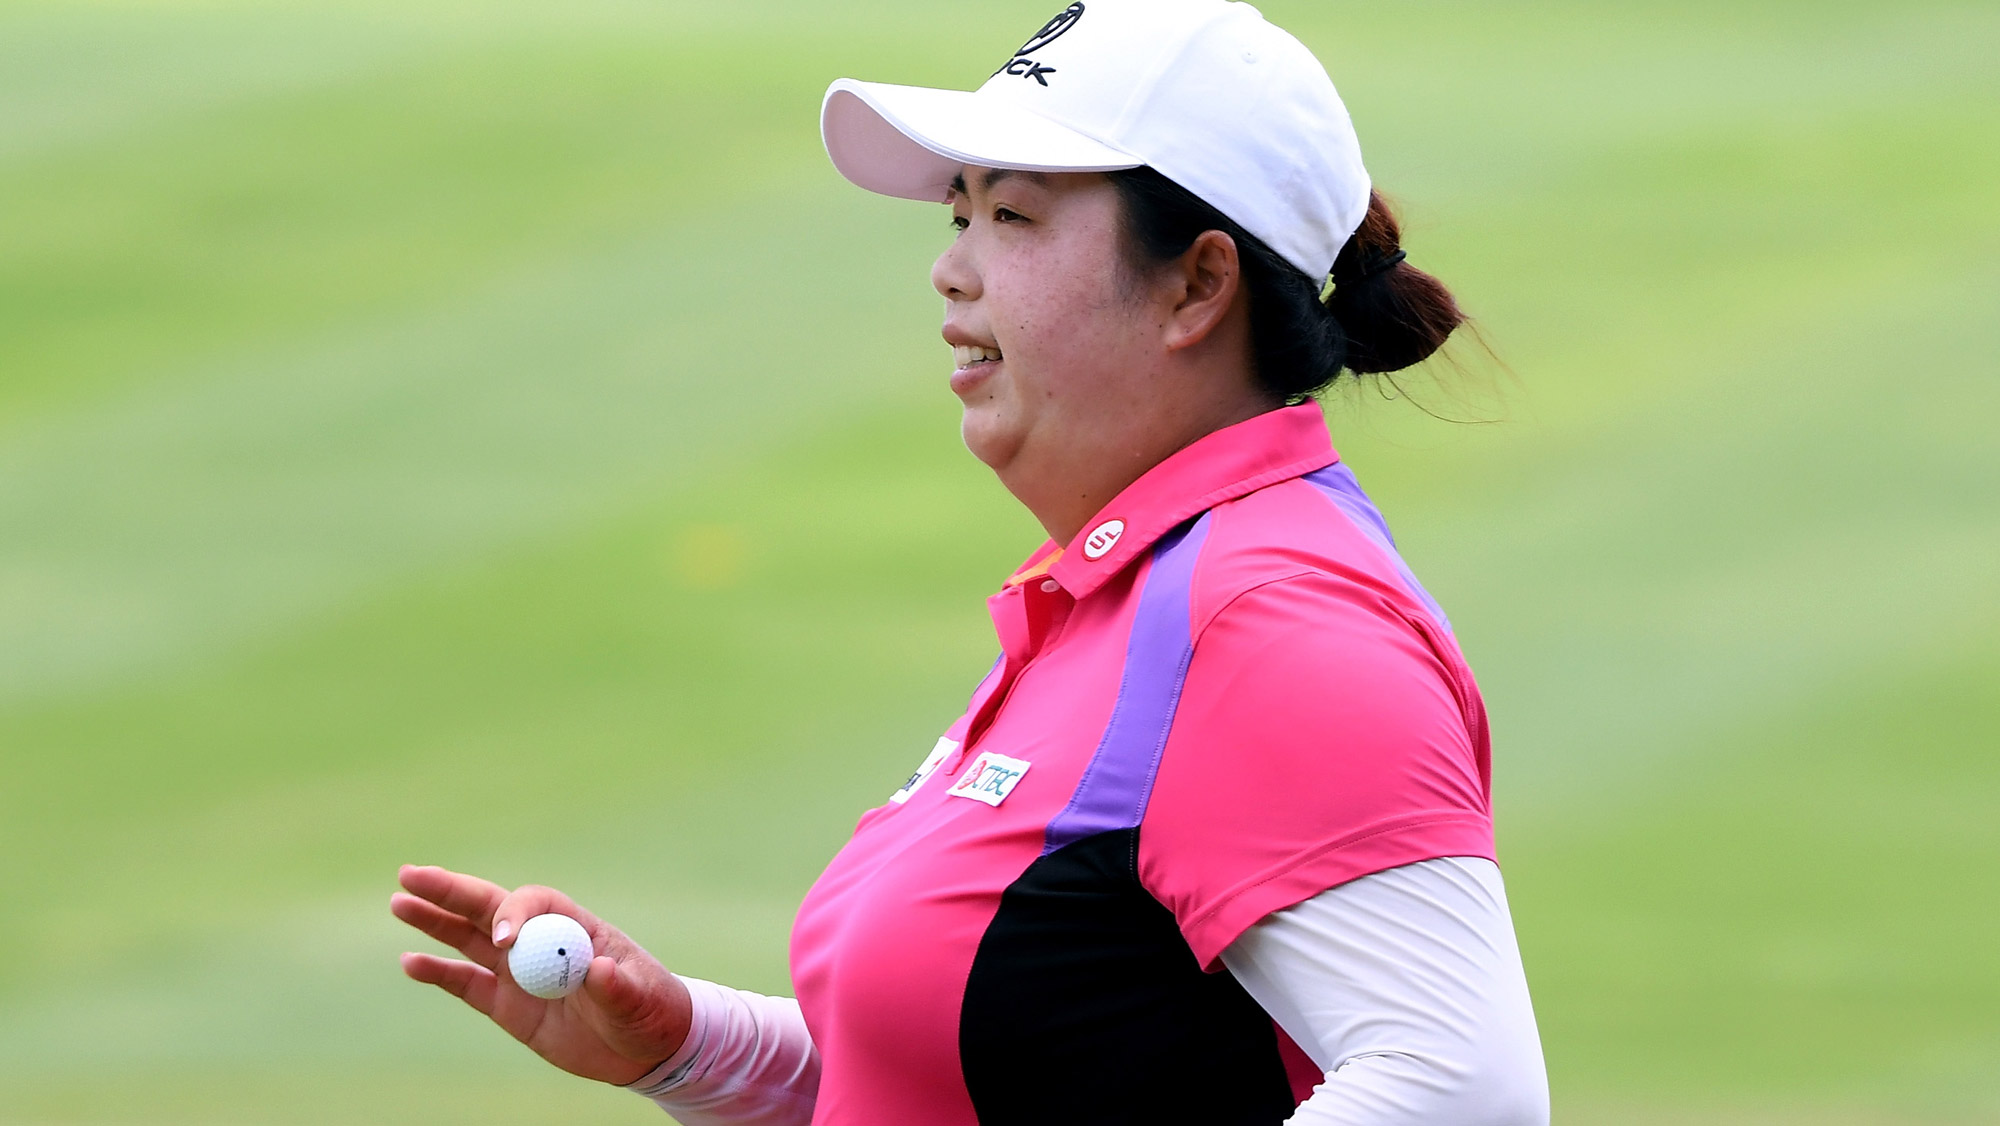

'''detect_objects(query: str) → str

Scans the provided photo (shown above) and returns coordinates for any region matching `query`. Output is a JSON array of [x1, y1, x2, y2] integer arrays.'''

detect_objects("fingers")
[[391, 891, 501, 970], [400, 952, 500, 1017], [393, 866, 611, 957], [398, 865, 508, 930], [490, 885, 590, 950]]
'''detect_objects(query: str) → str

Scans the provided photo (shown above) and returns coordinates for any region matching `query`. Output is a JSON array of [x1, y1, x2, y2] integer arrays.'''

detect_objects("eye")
[[993, 206, 1026, 223], [950, 215, 970, 232]]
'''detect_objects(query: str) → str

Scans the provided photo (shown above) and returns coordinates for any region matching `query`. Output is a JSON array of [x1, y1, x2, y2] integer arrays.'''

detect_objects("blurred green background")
[[2, 0, 1995, 1122]]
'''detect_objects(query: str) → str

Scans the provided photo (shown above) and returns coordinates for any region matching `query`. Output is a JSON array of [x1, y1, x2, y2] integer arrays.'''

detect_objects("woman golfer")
[[392, 1, 1549, 1121]]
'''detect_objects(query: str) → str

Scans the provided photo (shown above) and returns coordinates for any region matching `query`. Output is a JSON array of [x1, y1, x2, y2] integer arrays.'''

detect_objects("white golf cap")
[[821, 0, 1370, 280]]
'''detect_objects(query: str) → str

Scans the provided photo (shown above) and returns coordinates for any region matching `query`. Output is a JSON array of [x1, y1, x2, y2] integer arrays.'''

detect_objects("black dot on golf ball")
[[556, 948, 566, 956]]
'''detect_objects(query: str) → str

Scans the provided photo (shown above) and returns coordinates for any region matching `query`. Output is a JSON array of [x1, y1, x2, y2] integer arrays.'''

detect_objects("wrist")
[[625, 975, 722, 1096]]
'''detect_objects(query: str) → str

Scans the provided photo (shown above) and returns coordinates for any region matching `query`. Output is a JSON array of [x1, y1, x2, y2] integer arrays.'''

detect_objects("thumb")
[[584, 955, 640, 1017], [584, 956, 693, 1063]]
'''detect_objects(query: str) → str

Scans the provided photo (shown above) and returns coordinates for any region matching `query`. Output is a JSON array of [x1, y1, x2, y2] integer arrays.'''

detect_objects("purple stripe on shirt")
[[1302, 463, 1452, 634], [1040, 512, 1212, 857]]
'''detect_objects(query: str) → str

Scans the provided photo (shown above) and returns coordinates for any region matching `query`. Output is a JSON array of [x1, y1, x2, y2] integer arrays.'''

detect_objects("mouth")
[[950, 343, 1004, 395], [952, 344, 1003, 369]]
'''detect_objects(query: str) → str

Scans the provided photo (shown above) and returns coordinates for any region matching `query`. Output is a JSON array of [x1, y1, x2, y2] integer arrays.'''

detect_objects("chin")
[[958, 408, 1023, 472]]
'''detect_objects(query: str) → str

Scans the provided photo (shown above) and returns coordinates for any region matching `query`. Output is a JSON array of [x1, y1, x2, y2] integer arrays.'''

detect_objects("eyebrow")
[[948, 168, 1050, 197]]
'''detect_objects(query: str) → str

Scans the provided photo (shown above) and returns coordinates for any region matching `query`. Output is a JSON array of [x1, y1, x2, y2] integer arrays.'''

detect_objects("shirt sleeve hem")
[[625, 975, 722, 1095], [1178, 811, 1496, 969]]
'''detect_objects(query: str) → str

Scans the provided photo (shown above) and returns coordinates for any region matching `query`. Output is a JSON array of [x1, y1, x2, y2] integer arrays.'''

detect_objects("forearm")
[[626, 977, 819, 1126], [1220, 857, 1548, 1126]]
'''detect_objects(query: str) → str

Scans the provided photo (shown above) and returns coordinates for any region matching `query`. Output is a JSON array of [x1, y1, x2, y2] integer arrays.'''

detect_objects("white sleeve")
[[624, 976, 819, 1126], [1218, 856, 1549, 1126]]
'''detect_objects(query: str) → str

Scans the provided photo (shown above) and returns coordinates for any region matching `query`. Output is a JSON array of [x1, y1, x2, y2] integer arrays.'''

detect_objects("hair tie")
[[1319, 247, 1407, 304], [1363, 247, 1407, 277]]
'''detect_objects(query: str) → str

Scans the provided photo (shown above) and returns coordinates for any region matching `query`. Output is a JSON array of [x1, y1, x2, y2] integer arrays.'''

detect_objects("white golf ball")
[[508, 913, 593, 1000]]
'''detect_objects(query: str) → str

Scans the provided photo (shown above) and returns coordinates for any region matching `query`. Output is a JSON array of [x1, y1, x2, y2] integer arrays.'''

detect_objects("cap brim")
[[821, 78, 1143, 203]]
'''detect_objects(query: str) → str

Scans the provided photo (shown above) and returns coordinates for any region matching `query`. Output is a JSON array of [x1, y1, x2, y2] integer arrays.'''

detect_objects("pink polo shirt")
[[789, 403, 1494, 1126]]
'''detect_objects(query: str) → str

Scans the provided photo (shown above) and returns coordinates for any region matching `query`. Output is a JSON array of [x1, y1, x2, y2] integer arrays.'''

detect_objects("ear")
[[1161, 229, 1242, 352]]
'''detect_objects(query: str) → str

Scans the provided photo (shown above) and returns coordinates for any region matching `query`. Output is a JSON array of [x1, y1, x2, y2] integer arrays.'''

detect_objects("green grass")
[[1, 0, 1995, 1122]]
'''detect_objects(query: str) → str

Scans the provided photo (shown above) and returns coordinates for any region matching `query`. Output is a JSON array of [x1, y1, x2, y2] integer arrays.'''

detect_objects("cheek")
[[1000, 263, 1126, 376]]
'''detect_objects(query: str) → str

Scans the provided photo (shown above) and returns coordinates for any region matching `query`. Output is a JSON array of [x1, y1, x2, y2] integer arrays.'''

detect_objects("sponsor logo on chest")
[[889, 736, 958, 805], [948, 751, 1033, 807]]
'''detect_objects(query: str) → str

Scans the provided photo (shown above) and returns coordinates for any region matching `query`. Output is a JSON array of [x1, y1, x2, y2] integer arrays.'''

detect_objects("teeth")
[[953, 344, 1003, 367]]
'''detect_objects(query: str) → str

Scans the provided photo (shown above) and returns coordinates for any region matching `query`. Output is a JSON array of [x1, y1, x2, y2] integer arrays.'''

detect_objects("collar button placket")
[[957, 580, 1074, 766]]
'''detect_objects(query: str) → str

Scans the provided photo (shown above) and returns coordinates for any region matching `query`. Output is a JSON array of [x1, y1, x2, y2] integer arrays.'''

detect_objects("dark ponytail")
[[1325, 192, 1463, 376], [1108, 167, 1464, 403]]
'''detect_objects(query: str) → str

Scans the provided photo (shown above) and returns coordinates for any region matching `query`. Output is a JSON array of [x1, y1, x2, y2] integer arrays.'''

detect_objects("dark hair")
[[1107, 167, 1464, 403]]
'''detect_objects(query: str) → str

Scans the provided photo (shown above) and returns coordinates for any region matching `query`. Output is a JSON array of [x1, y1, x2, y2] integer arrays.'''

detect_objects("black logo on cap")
[[994, 2, 1082, 86], [1014, 3, 1084, 56]]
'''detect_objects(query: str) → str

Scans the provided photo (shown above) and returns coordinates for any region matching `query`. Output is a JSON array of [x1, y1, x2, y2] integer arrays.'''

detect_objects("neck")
[[1006, 381, 1273, 547]]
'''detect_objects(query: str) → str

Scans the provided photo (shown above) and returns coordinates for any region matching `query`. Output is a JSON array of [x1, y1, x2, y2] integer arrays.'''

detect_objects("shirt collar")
[[1004, 541, 1063, 588], [1036, 402, 1339, 600]]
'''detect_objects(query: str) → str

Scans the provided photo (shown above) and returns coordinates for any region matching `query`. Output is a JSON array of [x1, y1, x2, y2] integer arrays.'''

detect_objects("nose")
[[931, 231, 980, 302]]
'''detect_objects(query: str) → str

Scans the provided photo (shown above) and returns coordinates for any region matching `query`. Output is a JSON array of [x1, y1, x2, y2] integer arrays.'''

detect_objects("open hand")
[[392, 864, 692, 1085]]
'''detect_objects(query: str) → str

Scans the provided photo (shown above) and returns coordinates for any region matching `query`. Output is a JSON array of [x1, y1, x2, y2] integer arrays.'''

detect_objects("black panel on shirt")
[[960, 827, 1297, 1125]]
